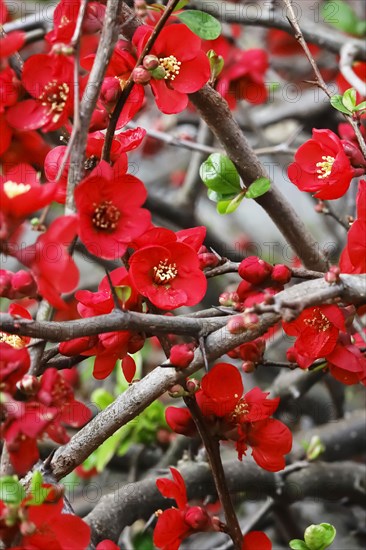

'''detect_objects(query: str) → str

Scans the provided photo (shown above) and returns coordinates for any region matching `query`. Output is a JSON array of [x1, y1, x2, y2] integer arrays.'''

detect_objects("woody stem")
[[183, 395, 243, 550]]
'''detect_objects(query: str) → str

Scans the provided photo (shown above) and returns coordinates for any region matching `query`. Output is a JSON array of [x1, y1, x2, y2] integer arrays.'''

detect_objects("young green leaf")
[[0, 476, 25, 505], [177, 10, 221, 40], [289, 541, 309, 550], [200, 153, 241, 194], [91, 388, 114, 410], [304, 523, 336, 550], [245, 177, 271, 199], [216, 192, 245, 215], [342, 88, 357, 112], [354, 100, 366, 112], [207, 49, 224, 81], [330, 94, 352, 115], [321, 0, 358, 35]]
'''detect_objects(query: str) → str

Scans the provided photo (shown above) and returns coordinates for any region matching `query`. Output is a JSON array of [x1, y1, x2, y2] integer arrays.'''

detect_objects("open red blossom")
[[204, 37, 268, 108], [288, 129, 356, 199], [167, 363, 292, 470], [6, 53, 74, 132], [0, 163, 56, 239], [133, 24, 210, 114], [16, 215, 79, 309], [283, 305, 346, 368], [83, 40, 144, 128], [19, 495, 90, 550], [0, 342, 30, 394], [60, 267, 144, 379], [154, 468, 215, 550], [37, 368, 91, 443], [326, 335, 366, 385], [46, 0, 105, 45], [75, 157, 151, 259], [340, 180, 366, 274], [129, 241, 207, 310]]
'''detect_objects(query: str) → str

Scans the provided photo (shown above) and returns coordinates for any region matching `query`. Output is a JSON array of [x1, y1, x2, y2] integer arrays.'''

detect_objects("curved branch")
[[84, 460, 366, 543]]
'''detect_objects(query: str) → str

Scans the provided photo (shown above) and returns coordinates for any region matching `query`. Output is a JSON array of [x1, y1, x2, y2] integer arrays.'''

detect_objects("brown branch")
[[184, 396, 243, 549], [117, 3, 328, 272], [83, 460, 366, 543], [66, 0, 124, 212]]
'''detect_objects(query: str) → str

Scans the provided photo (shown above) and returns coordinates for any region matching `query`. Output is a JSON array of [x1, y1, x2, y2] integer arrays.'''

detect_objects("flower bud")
[[100, 77, 120, 105], [186, 378, 200, 393], [227, 315, 246, 334], [325, 266, 340, 284], [271, 264, 292, 284], [242, 360, 255, 373], [238, 256, 272, 284], [185, 506, 209, 530], [342, 139, 366, 169], [132, 66, 151, 85], [199, 252, 220, 269], [170, 344, 194, 369], [150, 65, 166, 80], [304, 523, 336, 550], [20, 521, 37, 536], [219, 291, 232, 306], [12, 270, 37, 297], [143, 54, 160, 71], [168, 384, 185, 398]]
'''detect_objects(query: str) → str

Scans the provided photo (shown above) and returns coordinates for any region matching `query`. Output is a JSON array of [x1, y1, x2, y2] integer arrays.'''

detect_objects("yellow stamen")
[[3, 181, 31, 199], [316, 155, 335, 179]]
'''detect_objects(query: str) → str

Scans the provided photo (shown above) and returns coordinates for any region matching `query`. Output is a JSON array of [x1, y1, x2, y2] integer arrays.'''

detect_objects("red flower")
[[288, 129, 355, 199], [283, 305, 346, 368], [37, 368, 91, 444], [6, 53, 74, 132], [129, 240, 207, 310], [46, 0, 105, 45], [340, 180, 366, 273], [0, 342, 30, 394], [133, 24, 210, 114], [60, 267, 144, 379], [167, 363, 292, 470], [0, 163, 56, 239], [154, 467, 214, 550], [16, 215, 79, 309], [326, 335, 366, 385], [75, 157, 151, 260]]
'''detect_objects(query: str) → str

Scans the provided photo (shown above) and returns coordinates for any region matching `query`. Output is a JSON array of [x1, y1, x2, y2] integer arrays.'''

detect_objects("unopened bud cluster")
[[0, 269, 37, 299]]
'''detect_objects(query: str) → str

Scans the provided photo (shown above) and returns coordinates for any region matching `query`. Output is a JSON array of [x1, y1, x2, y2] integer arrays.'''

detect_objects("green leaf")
[[91, 388, 114, 411], [217, 192, 245, 215], [0, 476, 25, 505], [27, 471, 50, 506], [342, 88, 357, 111], [289, 541, 309, 550], [355, 20, 366, 36], [207, 189, 237, 203], [177, 10, 221, 40], [354, 100, 366, 111], [207, 49, 224, 81], [95, 428, 125, 471], [321, 0, 358, 35], [200, 153, 241, 194], [175, 0, 189, 10], [330, 94, 352, 115], [245, 177, 271, 199], [133, 531, 154, 550], [115, 285, 132, 305]]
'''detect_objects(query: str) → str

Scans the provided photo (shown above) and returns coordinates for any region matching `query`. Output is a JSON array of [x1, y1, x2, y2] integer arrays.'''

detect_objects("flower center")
[[316, 155, 335, 179], [152, 259, 178, 285], [230, 398, 249, 422], [0, 332, 26, 349], [92, 201, 121, 232], [158, 55, 181, 81], [39, 80, 70, 124], [3, 181, 31, 199], [303, 308, 331, 332]]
